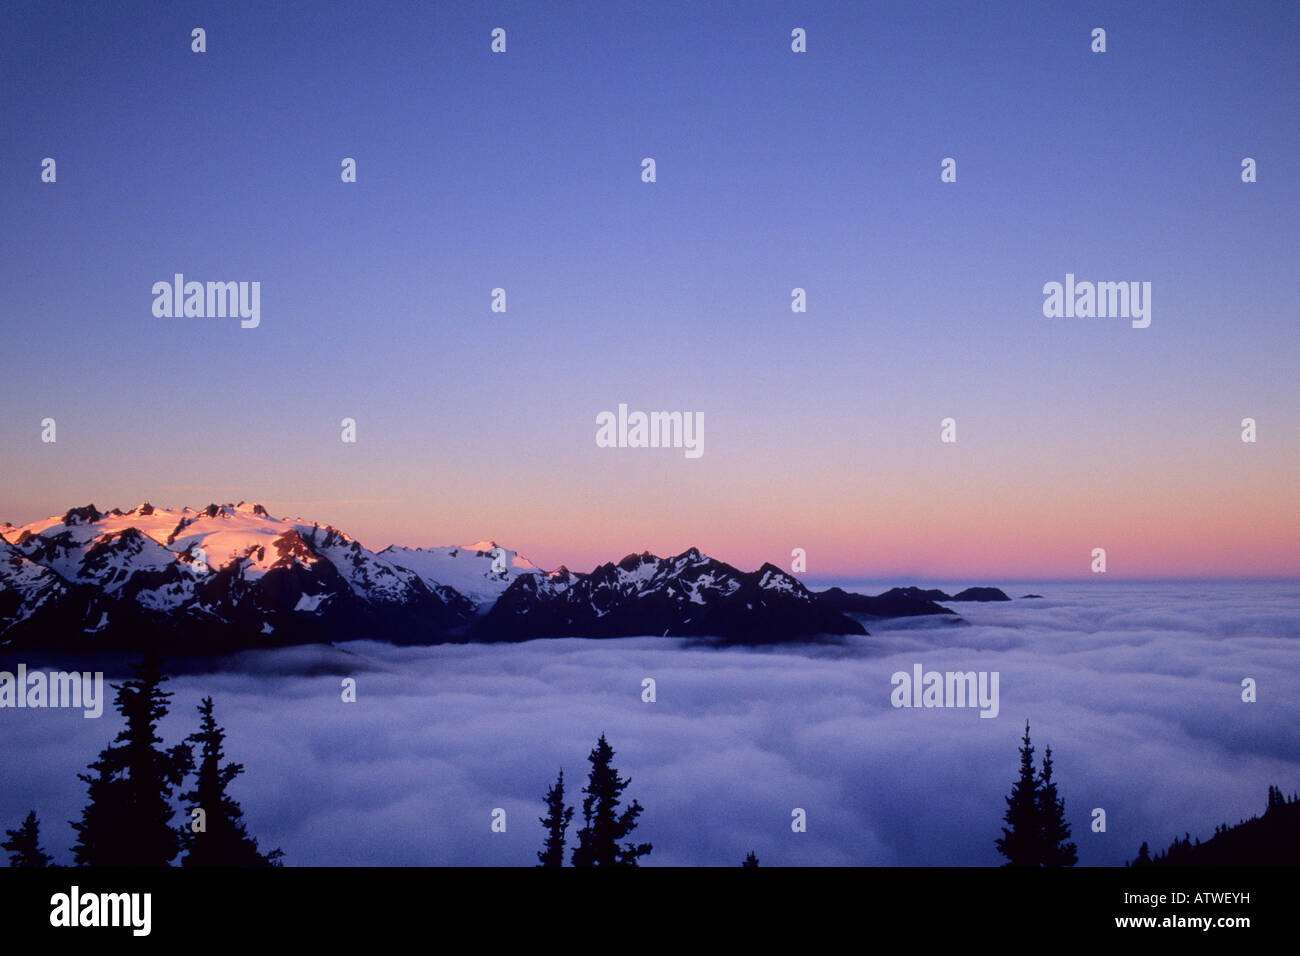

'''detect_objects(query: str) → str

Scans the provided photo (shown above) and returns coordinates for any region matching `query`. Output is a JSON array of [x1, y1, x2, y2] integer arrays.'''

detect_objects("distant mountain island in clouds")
[[0, 502, 1010, 654]]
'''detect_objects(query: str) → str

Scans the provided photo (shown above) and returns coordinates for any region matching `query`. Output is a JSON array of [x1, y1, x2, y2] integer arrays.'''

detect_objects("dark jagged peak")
[[949, 587, 1011, 602], [80, 528, 153, 574], [96, 527, 145, 548], [62, 504, 101, 526], [270, 528, 320, 566], [165, 515, 194, 545], [879, 586, 951, 602], [500, 564, 576, 598], [252, 503, 269, 517], [817, 587, 859, 605], [198, 502, 238, 518], [319, 525, 360, 550], [617, 551, 659, 572], [817, 586, 959, 619], [755, 563, 809, 595], [134, 501, 155, 516], [477, 548, 866, 643], [109, 508, 124, 516], [15, 529, 80, 564], [663, 547, 715, 573]]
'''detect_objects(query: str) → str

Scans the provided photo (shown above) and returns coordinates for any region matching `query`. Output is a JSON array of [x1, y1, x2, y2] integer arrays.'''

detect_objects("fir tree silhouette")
[[1036, 746, 1077, 866], [571, 734, 652, 867], [995, 722, 1078, 866], [537, 768, 574, 867], [996, 720, 1042, 865], [3, 811, 53, 867], [179, 696, 282, 866], [742, 851, 759, 867], [70, 649, 193, 866]]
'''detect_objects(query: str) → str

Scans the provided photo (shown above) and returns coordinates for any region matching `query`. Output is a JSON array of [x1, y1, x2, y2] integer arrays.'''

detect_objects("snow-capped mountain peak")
[[377, 541, 539, 607], [0, 502, 480, 650]]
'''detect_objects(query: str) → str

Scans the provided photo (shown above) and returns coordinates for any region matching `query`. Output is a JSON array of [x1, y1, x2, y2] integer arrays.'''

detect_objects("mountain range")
[[0, 502, 1006, 653]]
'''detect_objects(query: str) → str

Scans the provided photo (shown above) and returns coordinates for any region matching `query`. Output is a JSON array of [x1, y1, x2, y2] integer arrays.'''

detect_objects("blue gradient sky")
[[2, 0, 1297, 578]]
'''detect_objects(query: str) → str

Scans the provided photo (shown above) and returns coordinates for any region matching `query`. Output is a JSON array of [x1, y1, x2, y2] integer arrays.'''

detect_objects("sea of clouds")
[[2, 580, 1296, 866]]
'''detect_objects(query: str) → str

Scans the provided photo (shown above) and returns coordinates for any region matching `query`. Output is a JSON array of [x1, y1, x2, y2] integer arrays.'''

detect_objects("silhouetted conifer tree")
[[3, 811, 52, 867], [742, 851, 759, 867], [1036, 746, 1077, 866], [179, 696, 282, 866], [70, 650, 192, 865], [571, 734, 651, 867], [996, 720, 1042, 865], [537, 768, 574, 867]]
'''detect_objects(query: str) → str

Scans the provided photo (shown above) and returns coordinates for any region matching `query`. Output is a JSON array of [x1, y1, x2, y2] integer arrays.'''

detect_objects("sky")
[[3, 581, 1296, 865], [2, 0, 1297, 579]]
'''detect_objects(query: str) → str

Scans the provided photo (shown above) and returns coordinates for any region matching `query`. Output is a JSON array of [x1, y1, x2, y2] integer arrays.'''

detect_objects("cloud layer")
[[2, 580, 1296, 866]]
